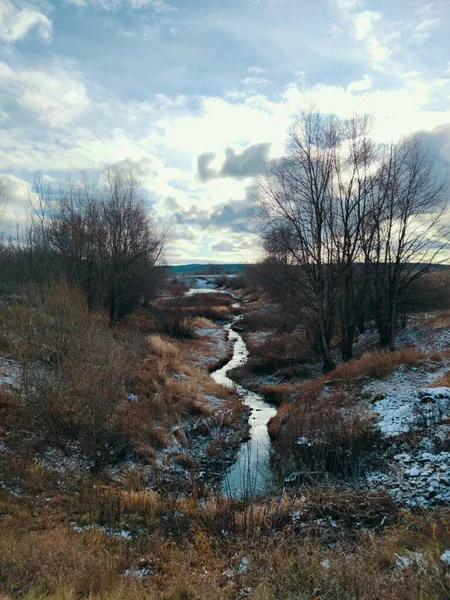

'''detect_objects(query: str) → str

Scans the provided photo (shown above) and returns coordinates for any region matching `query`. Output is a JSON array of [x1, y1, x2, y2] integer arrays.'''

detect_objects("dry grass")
[[147, 335, 180, 358], [258, 383, 294, 406], [421, 310, 450, 327], [1, 489, 449, 600], [327, 347, 426, 382], [0, 527, 126, 596], [0, 281, 242, 483], [267, 347, 427, 477]]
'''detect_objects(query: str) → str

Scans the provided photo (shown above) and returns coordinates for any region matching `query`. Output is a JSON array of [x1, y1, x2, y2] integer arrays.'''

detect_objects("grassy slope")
[[0, 282, 450, 599]]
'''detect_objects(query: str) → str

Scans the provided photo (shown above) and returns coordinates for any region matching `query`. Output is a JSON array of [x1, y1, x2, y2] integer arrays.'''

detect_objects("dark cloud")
[[211, 240, 234, 252], [220, 143, 270, 179], [163, 196, 181, 210], [108, 157, 160, 179], [414, 125, 450, 173], [171, 185, 258, 233], [197, 152, 217, 182], [196, 143, 271, 181]]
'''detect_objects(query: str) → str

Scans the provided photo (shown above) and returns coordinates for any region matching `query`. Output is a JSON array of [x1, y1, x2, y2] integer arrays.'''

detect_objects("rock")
[[419, 452, 436, 462], [440, 550, 450, 566], [408, 467, 421, 477], [394, 453, 412, 462]]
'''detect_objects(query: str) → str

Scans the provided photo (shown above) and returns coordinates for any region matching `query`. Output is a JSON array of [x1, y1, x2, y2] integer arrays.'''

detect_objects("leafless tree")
[[95, 166, 164, 325], [366, 136, 448, 347], [256, 111, 369, 370], [255, 110, 448, 369]]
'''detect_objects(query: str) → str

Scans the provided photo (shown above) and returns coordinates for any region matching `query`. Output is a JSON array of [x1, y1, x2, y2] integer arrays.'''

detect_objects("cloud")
[[248, 65, 265, 75], [414, 124, 450, 171], [413, 17, 441, 42], [331, 0, 361, 11], [171, 185, 257, 236], [197, 143, 271, 181], [0, 61, 89, 127], [416, 3, 434, 16], [0, 173, 30, 226], [65, 0, 175, 11], [347, 74, 372, 92], [0, 0, 52, 43], [221, 143, 271, 179], [211, 240, 234, 252], [242, 76, 270, 86], [353, 11, 381, 40], [366, 35, 391, 66], [197, 152, 217, 182], [415, 18, 441, 32]]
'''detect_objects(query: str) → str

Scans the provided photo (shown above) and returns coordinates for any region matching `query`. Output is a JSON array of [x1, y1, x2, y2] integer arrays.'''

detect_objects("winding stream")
[[185, 277, 277, 498], [211, 317, 277, 498]]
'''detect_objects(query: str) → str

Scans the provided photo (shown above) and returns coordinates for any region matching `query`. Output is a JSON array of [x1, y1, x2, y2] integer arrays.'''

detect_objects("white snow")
[[366, 367, 450, 437], [123, 567, 151, 579], [0, 356, 21, 389], [363, 322, 450, 507], [395, 551, 422, 568], [440, 550, 450, 566]]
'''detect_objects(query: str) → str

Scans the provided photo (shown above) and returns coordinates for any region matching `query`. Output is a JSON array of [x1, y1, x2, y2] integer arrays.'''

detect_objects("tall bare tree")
[[256, 111, 340, 371], [96, 166, 164, 325], [256, 110, 448, 369], [366, 136, 448, 347]]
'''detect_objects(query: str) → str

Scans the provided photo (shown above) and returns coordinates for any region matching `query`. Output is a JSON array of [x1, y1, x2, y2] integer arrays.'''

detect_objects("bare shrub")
[[327, 347, 425, 382], [147, 335, 179, 358], [0, 527, 127, 596], [14, 282, 130, 467], [269, 387, 378, 479]]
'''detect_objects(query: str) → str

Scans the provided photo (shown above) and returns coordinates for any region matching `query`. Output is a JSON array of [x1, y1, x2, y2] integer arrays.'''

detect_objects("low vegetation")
[[1, 122, 450, 597]]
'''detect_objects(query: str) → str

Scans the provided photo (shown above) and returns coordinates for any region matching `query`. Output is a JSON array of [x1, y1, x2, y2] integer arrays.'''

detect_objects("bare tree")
[[331, 115, 376, 360], [366, 136, 448, 347], [255, 110, 448, 369], [96, 166, 164, 325], [256, 111, 369, 370]]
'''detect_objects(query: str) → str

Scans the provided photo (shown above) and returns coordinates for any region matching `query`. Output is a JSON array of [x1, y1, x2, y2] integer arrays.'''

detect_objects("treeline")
[[0, 167, 165, 325], [255, 111, 449, 371]]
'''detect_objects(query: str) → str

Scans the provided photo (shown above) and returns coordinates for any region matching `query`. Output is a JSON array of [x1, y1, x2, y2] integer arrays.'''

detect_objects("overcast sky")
[[1, 0, 449, 263]]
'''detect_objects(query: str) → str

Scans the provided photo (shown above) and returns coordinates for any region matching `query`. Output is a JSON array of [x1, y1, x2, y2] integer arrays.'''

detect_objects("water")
[[211, 320, 277, 498]]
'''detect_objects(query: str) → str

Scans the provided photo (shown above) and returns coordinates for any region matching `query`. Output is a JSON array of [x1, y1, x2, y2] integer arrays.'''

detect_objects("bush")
[[12, 282, 130, 468], [269, 385, 378, 479], [327, 347, 425, 382]]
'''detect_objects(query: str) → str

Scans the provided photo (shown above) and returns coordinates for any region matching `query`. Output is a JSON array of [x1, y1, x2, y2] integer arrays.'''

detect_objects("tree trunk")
[[378, 322, 392, 346], [341, 324, 355, 362]]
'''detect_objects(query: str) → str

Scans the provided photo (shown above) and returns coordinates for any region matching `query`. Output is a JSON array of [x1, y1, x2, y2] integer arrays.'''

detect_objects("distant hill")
[[167, 264, 247, 275]]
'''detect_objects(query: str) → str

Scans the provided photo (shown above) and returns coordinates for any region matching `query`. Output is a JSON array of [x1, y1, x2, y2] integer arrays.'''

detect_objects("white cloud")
[[0, 173, 30, 225], [1, 70, 450, 261], [416, 4, 434, 16], [0, 0, 52, 43], [413, 17, 441, 42], [331, 0, 361, 12], [0, 61, 90, 127], [248, 65, 265, 75], [353, 11, 381, 40], [65, 0, 174, 11], [416, 18, 441, 31], [242, 77, 270, 86], [366, 35, 391, 66], [347, 74, 372, 92]]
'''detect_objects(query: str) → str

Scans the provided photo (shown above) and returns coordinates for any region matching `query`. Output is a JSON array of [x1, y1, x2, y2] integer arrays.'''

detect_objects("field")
[[0, 276, 450, 599]]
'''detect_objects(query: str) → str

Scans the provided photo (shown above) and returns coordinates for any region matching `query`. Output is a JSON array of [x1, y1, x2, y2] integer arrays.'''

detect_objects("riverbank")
[[228, 285, 450, 509], [1, 279, 450, 599]]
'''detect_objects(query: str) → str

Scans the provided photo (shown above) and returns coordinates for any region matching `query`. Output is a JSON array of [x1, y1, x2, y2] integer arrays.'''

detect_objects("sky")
[[0, 0, 449, 264]]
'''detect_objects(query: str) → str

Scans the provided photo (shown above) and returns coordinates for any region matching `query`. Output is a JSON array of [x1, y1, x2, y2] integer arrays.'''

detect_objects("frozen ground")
[[363, 318, 450, 507], [0, 356, 21, 390]]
